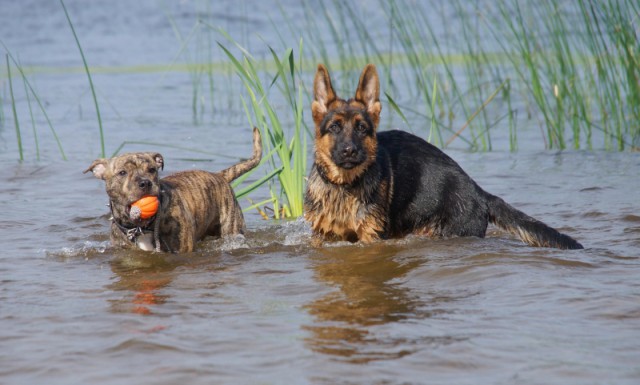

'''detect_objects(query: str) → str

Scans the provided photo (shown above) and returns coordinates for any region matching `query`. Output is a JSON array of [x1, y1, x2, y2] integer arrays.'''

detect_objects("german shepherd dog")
[[304, 64, 583, 249]]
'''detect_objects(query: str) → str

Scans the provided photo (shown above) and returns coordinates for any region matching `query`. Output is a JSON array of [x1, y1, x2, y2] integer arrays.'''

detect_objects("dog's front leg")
[[153, 218, 161, 252]]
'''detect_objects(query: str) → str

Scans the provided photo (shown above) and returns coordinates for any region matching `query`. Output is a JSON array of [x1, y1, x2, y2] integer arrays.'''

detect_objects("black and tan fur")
[[304, 64, 583, 249], [85, 127, 262, 253]]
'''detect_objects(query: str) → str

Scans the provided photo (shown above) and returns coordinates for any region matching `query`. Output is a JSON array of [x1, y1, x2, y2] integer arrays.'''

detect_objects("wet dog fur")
[[304, 64, 583, 249], [85, 127, 262, 253]]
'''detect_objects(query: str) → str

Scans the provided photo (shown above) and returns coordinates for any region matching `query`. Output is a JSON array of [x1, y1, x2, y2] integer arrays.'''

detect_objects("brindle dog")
[[85, 127, 262, 253], [304, 64, 583, 249]]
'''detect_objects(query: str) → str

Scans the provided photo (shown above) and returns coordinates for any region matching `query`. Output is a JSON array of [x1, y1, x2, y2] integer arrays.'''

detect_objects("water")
[[1, 1, 640, 384]]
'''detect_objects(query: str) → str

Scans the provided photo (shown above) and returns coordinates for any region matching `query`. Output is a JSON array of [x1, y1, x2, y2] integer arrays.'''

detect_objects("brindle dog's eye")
[[328, 123, 342, 134], [118, 170, 127, 177], [148, 167, 157, 174]]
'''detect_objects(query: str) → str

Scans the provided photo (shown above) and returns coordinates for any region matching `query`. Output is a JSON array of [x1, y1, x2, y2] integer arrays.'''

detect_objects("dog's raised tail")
[[487, 194, 583, 250], [220, 127, 262, 183]]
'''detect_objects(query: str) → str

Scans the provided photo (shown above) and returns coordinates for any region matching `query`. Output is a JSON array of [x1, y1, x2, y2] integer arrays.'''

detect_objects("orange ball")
[[130, 195, 159, 219]]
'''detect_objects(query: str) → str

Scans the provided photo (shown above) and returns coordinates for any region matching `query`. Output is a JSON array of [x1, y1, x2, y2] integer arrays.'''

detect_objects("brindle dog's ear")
[[84, 159, 109, 180], [139, 152, 164, 171], [355, 64, 381, 128], [152, 153, 164, 171], [312, 64, 337, 128]]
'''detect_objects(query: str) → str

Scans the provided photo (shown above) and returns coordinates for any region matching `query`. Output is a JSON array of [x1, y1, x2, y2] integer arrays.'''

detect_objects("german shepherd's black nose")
[[341, 144, 358, 158], [335, 140, 364, 168]]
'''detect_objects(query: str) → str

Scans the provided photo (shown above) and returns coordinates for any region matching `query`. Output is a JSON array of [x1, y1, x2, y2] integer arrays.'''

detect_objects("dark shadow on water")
[[303, 242, 457, 363]]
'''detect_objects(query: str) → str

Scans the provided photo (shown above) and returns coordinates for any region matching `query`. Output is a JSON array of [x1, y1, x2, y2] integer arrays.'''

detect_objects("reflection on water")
[[107, 252, 181, 315], [305, 244, 429, 363]]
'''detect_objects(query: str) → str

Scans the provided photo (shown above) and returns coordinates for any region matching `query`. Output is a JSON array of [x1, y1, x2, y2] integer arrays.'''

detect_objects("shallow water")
[[2, 152, 639, 384], [2, 1, 640, 384]]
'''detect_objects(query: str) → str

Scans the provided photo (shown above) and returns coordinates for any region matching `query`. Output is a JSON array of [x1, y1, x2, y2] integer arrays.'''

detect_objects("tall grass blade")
[[2, 46, 67, 160], [22, 69, 40, 160], [429, 77, 437, 144], [6, 54, 23, 161], [164, 10, 203, 124], [234, 166, 283, 199], [385, 92, 409, 127], [60, 0, 105, 157], [446, 78, 509, 147]]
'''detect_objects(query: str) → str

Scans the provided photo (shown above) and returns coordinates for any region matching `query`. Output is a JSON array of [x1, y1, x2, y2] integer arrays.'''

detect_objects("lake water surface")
[[1, 1, 639, 384]]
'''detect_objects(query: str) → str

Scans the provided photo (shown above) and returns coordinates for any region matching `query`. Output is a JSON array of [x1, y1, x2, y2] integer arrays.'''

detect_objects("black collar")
[[112, 216, 156, 242], [109, 200, 157, 243]]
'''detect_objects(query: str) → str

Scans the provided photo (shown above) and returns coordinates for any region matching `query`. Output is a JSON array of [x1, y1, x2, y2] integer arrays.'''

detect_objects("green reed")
[[6, 54, 23, 161], [0, 86, 4, 127], [5, 0, 639, 157], [217, 36, 307, 218], [164, 11, 207, 124], [22, 70, 40, 160], [304, 0, 638, 151], [584, 0, 640, 149], [489, 0, 639, 150], [380, 0, 501, 150], [60, 0, 105, 157], [3, 48, 67, 160]]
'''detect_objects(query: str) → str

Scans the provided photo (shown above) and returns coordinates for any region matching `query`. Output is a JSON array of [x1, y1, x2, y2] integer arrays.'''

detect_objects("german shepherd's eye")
[[355, 122, 367, 133], [328, 123, 342, 134]]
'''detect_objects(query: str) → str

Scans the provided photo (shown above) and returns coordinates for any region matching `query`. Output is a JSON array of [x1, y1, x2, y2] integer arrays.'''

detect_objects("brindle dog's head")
[[84, 152, 164, 223], [311, 64, 381, 185]]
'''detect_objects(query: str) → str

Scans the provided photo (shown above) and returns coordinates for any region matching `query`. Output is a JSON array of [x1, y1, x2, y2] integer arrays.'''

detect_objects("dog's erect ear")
[[355, 64, 381, 127], [84, 159, 108, 180], [152, 153, 164, 171], [139, 152, 164, 171], [312, 64, 337, 128]]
